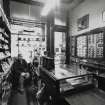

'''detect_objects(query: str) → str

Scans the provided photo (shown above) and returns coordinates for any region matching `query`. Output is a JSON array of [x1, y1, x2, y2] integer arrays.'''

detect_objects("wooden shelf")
[[0, 48, 10, 52], [0, 6, 11, 105], [0, 32, 9, 40], [0, 39, 9, 45], [0, 56, 11, 61]]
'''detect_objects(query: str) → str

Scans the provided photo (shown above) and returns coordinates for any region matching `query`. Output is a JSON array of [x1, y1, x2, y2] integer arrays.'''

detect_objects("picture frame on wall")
[[77, 14, 89, 31]]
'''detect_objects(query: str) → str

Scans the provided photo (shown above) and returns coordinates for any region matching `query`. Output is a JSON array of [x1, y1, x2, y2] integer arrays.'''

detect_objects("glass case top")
[[49, 65, 90, 80]]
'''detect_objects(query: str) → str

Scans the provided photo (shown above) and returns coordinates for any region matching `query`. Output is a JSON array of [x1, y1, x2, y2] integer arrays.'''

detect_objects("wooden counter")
[[40, 65, 91, 80], [79, 61, 105, 71], [40, 65, 94, 104], [97, 74, 105, 91]]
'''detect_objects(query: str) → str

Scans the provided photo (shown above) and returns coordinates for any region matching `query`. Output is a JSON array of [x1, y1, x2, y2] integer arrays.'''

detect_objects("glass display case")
[[40, 65, 94, 97], [59, 73, 93, 93]]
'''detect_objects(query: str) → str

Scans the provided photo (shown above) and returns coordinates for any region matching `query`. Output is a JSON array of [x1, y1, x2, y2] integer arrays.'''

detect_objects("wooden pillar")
[[50, 12, 54, 58], [46, 15, 51, 57], [65, 11, 70, 65], [3, 0, 10, 19], [46, 11, 54, 58]]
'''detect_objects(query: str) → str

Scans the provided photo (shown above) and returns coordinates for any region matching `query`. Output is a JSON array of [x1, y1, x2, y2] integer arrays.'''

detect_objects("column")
[[46, 11, 54, 58]]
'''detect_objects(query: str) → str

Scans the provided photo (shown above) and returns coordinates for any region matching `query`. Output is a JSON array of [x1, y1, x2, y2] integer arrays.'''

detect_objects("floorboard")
[[7, 89, 37, 105], [65, 89, 105, 105]]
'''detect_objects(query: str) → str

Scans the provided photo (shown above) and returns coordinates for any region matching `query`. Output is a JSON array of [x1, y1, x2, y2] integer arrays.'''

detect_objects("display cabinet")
[[70, 36, 76, 57], [0, 6, 11, 105], [0, 6, 11, 61], [59, 74, 94, 94], [75, 28, 105, 59], [71, 27, 105, 59], [70, 28, 105, 78], [0, 57, 13, 105], [40, 65, 105, 105], [40, 66, 94, 102], [42, 56, 55, 70], [96, 73, 105, 92], [77, 35, 87, 58]]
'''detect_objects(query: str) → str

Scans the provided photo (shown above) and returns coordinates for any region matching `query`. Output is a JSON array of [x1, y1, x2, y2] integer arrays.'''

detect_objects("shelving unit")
[[0, 5, 11, 105], [71, 36, 76, 57], [77, 35, 87, 58], [0, 14, 11, 59], [71, 28, 105, 60], [70, 28, 105, 67]]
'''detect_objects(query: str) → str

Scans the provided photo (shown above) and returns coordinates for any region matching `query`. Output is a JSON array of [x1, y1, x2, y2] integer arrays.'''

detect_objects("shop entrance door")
[[54, 32, 66, 65]]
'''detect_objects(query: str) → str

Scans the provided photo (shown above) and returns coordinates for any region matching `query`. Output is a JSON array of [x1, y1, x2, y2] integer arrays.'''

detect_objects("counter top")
[[41, 65, 91, 81]]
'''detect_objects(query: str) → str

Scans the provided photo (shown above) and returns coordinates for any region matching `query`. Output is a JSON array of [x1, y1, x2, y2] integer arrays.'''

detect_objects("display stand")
[[0, 5, 11, 105], [70, 28, 105, 92]]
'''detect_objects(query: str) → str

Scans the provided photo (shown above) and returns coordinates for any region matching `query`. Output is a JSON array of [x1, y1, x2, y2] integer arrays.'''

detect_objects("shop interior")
[[0, 0, 105, 105]]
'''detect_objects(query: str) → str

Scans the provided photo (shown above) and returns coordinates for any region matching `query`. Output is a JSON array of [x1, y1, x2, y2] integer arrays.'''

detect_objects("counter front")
[[39, 65, 94, 104]]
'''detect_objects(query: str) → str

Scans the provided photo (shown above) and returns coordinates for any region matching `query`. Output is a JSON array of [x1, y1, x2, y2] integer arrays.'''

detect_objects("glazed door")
[[54, 32, 66, 64]]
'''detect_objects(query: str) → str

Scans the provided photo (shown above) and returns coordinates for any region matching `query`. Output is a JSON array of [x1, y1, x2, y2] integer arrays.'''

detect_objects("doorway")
[[54, 32, 66, 65]]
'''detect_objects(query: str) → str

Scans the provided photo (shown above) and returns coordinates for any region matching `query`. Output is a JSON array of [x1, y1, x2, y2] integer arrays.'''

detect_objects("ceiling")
[[11, 0, 84, 8], [31, 0, 74, 4], [11, 0, 43, 6], [10, 0, 84, 26], [10, 0, 85, 14], [11, 0, 74, 4]]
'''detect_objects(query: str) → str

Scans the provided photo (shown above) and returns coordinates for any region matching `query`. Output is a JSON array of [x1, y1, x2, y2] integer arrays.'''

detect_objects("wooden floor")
[[7, 89, 36, 105], [65, 89, 105, 105]]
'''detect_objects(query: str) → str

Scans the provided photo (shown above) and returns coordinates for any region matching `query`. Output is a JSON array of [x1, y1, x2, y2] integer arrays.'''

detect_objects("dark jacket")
[[10, 58, 28, 89]]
